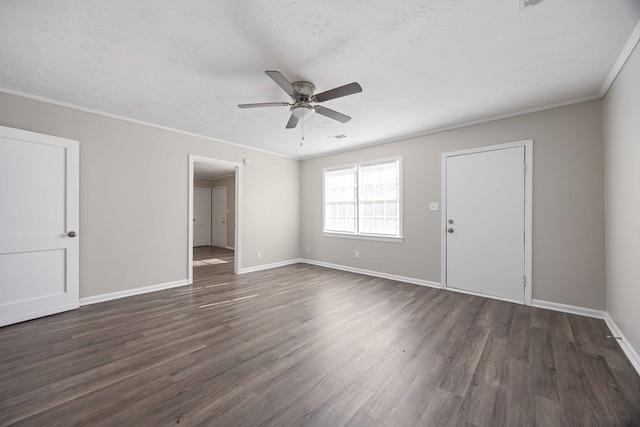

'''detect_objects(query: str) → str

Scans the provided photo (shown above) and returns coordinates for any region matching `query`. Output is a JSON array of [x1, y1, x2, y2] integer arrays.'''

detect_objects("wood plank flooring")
[[1, 247, 639, 426]]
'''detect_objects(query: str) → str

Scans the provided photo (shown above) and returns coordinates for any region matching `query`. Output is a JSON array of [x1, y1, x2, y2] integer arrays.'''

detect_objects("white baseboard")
[[300, 259, 441, 289], [225, 246, 235, 250], [604, 313, 640, 376], [80, 279, 190, 306], [531, 299, 606, 319], [239, 259, 302, 274]]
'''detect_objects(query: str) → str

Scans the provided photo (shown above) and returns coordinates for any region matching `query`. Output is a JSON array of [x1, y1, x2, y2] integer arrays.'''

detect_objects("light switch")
[[429, 202, 439, 211]]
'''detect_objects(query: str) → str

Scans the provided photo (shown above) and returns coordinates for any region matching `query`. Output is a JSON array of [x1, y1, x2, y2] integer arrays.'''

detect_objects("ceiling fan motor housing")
[[291, 81, 315, 101], [290, 81, 316, 118]]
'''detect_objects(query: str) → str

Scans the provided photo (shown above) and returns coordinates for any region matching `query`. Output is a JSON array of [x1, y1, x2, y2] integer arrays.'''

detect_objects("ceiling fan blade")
[[314, 82, 362, 102], [285, 114, 300, 129], [265, 71, 298, 98], [315, 106, 351, 123], [238, 102, 289, 109]]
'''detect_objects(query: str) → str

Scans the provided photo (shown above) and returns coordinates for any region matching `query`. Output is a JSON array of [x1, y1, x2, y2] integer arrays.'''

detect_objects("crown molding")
[[599, 19, 640, 97]]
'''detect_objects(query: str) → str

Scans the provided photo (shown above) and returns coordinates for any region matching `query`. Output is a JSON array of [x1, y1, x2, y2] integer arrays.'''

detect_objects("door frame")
[[210, 186, 227, 248], [440, 139, 533, 305], [188, 155, 242, 282]]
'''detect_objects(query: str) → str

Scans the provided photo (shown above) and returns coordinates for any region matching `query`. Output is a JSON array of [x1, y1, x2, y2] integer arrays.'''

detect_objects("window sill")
[[323, 232, 404, 243]]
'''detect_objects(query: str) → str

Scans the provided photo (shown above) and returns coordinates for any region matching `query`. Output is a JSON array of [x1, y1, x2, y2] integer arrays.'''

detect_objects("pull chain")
[[300, 115, 305, 146]]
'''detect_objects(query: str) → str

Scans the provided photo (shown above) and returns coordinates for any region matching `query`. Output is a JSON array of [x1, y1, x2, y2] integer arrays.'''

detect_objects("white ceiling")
[[1, 1, 639, 159]]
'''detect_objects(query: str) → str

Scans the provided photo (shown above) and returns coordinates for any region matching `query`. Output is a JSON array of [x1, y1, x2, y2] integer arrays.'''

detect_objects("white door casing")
[[211, 186, 227, 248], [441, 140, 533, 304], [0, 126, 79, 326], [193, 188, 211, 247]]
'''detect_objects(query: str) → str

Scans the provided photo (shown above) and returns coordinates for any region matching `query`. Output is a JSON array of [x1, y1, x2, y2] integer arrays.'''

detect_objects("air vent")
[[521, 0, 544, 8]]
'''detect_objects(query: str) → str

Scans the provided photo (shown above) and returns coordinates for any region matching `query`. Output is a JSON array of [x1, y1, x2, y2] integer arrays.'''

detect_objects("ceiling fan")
[[238, 71, 362, 129]]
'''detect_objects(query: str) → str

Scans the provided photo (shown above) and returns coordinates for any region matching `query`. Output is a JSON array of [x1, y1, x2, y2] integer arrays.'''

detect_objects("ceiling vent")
[[521, 0, 544, 8]]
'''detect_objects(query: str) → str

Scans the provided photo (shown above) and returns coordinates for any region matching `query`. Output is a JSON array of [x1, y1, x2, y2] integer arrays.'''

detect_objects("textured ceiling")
[[1, 0, 639, 159]]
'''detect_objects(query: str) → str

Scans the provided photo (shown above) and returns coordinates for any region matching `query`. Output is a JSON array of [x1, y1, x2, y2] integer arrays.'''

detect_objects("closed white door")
[[211, 187, 227, 248], [444, 145, 526, 302], [193, 188, 211, 247], [0, 126, 79, 327]]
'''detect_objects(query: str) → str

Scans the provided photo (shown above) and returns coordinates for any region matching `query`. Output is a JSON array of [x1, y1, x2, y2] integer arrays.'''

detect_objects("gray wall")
[[301, 100, 606, 310], [0, 92, 301, 298], [211, 175, 236, 248], [603, 42, 640, 353]]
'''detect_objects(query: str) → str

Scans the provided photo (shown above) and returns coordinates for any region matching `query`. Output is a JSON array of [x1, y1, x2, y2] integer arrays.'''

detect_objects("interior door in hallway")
[[193, 188, 211, 247], [0, 125, 79, 326], [444, 144, 528, 303], [211, 186, 227, 248]]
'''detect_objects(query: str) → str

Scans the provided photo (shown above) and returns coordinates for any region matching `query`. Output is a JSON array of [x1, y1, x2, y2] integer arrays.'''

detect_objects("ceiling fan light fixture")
[[291, 104, 314, 119]]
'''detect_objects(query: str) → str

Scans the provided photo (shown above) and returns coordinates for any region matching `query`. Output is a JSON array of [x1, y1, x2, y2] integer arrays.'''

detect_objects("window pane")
[[374, 202, 384, 216], [325, 167, 357, 233], [386, 218, 397, 234], [346, 203, 355, 216], [359, 160, 400, 236], [373, 218, 384, 233], [386, 201, 397, 216], [362, 201, 372, 216]]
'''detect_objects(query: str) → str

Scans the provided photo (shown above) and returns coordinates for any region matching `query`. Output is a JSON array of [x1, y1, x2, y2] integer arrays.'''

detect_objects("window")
[[324, 158, 402, 239]]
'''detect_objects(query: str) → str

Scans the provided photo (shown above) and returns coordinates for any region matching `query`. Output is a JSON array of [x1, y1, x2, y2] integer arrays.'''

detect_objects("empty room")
[[1, 1, 639, 426]]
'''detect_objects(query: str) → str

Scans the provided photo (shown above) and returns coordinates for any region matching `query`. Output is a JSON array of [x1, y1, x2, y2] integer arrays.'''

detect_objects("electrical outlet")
[[306, 246, 311, 252], [257, 251, 262, 259], [355, 250, 360, 258]]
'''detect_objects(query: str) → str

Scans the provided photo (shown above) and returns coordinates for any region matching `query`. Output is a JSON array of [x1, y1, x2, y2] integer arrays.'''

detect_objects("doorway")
[[188, 155, 242, 283], [441, 140, 532, 304]]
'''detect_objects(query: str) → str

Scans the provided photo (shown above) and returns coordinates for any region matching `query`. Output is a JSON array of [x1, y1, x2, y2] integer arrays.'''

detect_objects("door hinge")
[[523, 164, 527, 174], [523, 275, 527, 302]]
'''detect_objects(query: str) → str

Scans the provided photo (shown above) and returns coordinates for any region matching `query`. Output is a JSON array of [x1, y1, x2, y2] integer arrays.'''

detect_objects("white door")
[[444, 145, 527, 303], [193, 188, 211, 247], [0, 126, 79, 327], [211, 187, 227, 248]]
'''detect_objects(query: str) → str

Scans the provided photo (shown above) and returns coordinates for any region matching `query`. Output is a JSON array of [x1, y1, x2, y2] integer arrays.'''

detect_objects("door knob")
[[447, 228, 454, 233], [67, 231, 77, 237]]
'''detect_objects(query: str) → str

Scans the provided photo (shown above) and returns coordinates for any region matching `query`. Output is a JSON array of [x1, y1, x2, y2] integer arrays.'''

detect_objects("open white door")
[[442, 141, 532, 304], [193, 188, 212, 247], [211, 186, 227, 248], [0, 126, 79, 327]]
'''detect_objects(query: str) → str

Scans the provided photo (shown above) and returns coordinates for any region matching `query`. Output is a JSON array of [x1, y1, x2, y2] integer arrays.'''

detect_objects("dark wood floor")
[[1, 248, 639, 426]]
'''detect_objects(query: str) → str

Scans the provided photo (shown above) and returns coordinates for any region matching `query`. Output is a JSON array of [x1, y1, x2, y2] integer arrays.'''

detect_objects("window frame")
[[323, 156, 403, 242]]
